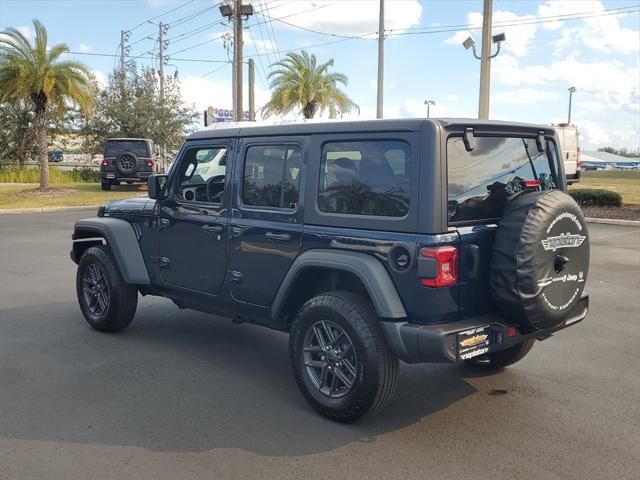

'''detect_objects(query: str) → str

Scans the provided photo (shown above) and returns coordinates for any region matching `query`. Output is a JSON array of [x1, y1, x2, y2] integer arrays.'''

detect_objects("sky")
[[1, 0, 639, 150]]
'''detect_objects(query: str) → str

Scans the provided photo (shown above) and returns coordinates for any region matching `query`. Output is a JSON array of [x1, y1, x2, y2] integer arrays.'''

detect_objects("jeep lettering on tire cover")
[[490, 190, 590, 331]]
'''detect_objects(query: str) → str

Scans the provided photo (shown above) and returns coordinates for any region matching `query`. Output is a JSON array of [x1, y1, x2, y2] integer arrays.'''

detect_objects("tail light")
[[576, 147, 582, 170], [146, 159, 154, 167], [523, 180, 540, 188], [419, 246, 458, 287], [101, 159, 108, 166]]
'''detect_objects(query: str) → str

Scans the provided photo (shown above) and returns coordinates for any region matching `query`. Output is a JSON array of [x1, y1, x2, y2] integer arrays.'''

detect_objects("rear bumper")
[[102, 171, 152, 182], [381, 293, 589, 364]]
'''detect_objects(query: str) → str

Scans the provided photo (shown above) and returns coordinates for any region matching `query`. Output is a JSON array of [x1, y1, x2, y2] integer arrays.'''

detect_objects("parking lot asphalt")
[[0, 211, 639, 480]]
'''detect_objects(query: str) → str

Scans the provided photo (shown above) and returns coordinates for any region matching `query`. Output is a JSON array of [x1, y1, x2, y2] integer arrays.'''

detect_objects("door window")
[[175, 146, 228, 203], [242, 145, 302, 209]]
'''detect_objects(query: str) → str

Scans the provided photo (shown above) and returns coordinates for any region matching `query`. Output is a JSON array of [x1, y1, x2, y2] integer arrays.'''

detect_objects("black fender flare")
[[71, 218, 150, 285], [271, 249, 407, 320]]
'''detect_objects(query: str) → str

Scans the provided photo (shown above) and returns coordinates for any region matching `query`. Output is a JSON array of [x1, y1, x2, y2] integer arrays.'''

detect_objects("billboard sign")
[[204, 106, 250, 125]]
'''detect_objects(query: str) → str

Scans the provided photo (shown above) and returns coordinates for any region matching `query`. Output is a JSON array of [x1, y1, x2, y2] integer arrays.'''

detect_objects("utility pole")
[[248, 58, 255, 121], [220, 2, 253, 121], [120, 30, 126, 80], [478, 0, 493, 119], [376, 0, 384, 119], [234, 0, 243, 121], [159, 22, 165, 101]]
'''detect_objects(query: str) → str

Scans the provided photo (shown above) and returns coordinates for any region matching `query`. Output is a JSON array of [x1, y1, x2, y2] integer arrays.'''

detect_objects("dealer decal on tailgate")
[[458, 326, 491, 360]]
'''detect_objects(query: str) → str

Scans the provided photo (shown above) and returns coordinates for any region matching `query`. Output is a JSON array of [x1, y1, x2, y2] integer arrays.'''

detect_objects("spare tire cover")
[[490, 190, 590, 331]]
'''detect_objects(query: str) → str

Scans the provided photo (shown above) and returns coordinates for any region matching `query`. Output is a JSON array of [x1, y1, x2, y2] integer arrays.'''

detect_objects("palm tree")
[[262, 51, 358, 120], [0, 19, 94, 188]]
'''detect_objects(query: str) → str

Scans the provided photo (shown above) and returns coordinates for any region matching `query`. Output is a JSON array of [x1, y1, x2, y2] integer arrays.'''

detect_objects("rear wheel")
[[101, 182, 111, 191], [76, 246, 138, 332], [289, 291, 398, 422], [465, 339, 535, 369]]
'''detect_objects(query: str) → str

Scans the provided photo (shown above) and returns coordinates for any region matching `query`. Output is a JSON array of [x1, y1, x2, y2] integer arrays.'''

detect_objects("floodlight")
[[492, 32, 506, 44], [462, 36, 475, 50], [424, 100, 436, 106], [568, 86, 576, 93], [241, 4, 254, 15], [219, 4, 233, 17]]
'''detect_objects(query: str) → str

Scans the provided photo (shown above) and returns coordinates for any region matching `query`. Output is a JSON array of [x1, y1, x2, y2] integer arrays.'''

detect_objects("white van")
[[552, 123, 581, 184]]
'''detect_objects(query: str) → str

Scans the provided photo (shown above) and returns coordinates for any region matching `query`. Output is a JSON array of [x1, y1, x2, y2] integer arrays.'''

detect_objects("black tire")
[[101, 182, 111, 191], [76, 245, 138, 333], [465, 339, 535, 369], [289, 291, 398, 422], [116, 152, 138, 175]]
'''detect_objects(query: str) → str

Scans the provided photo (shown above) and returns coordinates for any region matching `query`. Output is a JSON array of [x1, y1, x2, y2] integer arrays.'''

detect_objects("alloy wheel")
[[82, 263, 110, 316], [303, 320, 358, 398]]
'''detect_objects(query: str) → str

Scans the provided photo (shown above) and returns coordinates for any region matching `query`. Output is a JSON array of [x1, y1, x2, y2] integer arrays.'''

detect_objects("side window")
[[176, 146, 228, 203], [318, 140, 411, 217], [242, 145, 302, 209]]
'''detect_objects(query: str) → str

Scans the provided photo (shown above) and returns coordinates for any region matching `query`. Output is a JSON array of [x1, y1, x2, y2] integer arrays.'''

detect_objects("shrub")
[[0, 166, 99, 184], [569, 188, 622, 207]]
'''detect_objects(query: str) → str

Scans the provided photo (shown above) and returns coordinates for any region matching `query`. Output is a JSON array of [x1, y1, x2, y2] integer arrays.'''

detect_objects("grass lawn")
[[570, 170, 640, 205], [0, 183, 146, 210]]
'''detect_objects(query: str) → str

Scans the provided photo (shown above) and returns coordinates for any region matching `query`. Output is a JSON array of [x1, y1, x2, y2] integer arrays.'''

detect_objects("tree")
[[0, 100, 36, 164], [597, 146, 640, 158], [0, 19, 94, 188], [262, 51, 358, 119], [83, 65, 197, 161]]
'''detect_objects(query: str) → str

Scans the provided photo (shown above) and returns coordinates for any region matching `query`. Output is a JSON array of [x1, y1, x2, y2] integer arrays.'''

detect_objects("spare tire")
[[116, 152, 137, 175], [491, 190, 589, 332]]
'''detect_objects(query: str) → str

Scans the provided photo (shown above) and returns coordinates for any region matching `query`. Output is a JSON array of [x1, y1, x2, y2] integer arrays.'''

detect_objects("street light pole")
[[424, 100, 436, 118], [568, 86, 576, 124], [478, 0, 493, 119]]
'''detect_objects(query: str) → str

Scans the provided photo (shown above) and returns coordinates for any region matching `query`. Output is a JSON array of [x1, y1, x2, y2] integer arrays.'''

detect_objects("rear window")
[[447, 136, 558, 224], [105, 140, 149, 158], [318, 140, 411, 217]]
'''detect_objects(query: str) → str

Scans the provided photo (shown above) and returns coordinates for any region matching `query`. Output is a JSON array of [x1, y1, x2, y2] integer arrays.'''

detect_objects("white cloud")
[[443, 10, 538, 57], [492, 88, 561, 104], [181, 75, 272, 119], [92, 70, 107, 88], [16, 26, 35, 40], [447, 94, 459, 101], [368, 79, 377, 90], [492, 55, 639, 112], [78, 43, 92, 52], [258, 1, 422, 37], [579, 120, 611, 146]]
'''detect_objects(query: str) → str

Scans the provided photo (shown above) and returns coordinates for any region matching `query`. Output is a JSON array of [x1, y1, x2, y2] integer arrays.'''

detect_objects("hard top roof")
[[187, 118, 554, 141]]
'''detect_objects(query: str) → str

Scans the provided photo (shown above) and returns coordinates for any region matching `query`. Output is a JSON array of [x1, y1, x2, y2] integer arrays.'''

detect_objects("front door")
[[228, 137, 306, 306], [158, 142, 231, 294]]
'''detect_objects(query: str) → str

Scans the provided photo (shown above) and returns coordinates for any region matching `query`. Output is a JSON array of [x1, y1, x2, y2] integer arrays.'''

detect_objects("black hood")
[[104, 196, 155, 216]]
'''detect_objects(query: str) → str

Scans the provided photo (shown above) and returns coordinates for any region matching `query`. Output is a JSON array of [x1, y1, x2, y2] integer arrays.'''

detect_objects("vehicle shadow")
[[0, 299, 490, 456]]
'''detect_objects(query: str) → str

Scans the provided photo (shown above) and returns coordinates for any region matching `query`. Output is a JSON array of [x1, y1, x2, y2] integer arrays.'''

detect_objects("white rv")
[[552, 123, 581, 184]]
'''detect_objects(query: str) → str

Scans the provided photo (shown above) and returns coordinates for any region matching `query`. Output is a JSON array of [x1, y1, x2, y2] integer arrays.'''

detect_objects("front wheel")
[[76, 245, 138, 332], [465, 339, 535, 369], [289, 291, 398, 422]]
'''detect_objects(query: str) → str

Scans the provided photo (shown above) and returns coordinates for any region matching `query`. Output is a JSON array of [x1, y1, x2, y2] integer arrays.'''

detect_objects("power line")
[[165, 32, 226, 57], [127, 0, 197, 32], [167, 5, 218, 28], [67, 50, 230, 64], [202, 61, 232, 78], [262, 1, 282, 60]]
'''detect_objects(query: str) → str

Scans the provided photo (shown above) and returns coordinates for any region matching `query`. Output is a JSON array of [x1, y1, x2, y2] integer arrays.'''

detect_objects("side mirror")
[[148, 174, 168, 200]]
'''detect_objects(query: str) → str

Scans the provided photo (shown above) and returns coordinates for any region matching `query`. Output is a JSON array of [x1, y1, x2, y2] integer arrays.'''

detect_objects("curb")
[[585, 217, 640, 227], [0, 205, 99, 215]]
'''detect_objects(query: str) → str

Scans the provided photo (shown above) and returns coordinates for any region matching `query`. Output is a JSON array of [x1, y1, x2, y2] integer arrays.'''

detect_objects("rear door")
[[228, 136, 306, 306], [446, 131, 562, 317]]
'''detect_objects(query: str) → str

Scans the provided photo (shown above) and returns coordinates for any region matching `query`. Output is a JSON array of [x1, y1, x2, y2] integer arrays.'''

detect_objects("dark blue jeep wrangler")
[[71, 119, 590, 422]]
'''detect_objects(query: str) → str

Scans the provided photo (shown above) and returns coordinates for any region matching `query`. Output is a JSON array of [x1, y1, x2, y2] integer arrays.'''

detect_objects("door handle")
[[202, 224, 224, 235], [265, 231, 291, 243]]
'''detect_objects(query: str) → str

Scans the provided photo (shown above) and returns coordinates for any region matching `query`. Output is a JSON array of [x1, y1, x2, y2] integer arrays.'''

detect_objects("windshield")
[[447, 136, 559, 224], [105, 140, 149, 158]]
